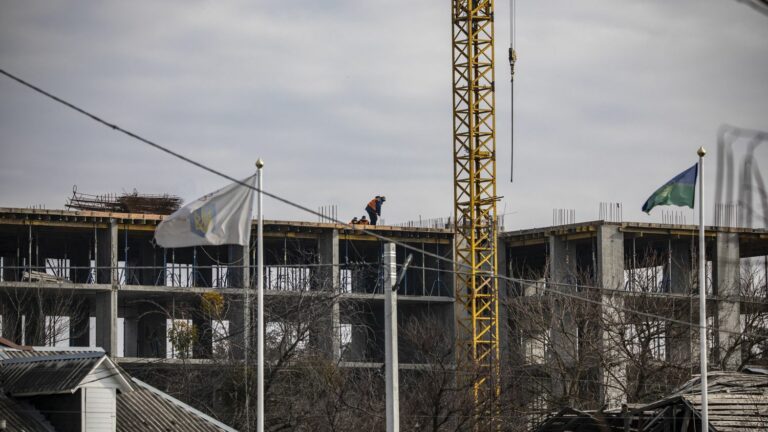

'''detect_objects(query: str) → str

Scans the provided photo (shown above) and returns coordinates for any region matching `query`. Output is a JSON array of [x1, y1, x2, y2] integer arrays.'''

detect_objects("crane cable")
[[509, 0, 517, 183]]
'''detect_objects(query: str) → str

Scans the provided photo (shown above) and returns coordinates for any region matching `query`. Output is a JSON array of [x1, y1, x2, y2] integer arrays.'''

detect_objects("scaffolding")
[[65, 186, 182, 215]]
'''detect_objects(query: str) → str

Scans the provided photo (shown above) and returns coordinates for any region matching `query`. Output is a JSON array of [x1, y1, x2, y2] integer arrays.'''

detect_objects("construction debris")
[[65, 185, 182, 215], [22, 270, 69, 283], [536, 369, 768, 432]]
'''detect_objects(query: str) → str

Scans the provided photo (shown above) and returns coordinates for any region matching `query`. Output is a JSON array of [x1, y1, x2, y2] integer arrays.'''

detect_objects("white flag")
[[154, 175, 256, 248]]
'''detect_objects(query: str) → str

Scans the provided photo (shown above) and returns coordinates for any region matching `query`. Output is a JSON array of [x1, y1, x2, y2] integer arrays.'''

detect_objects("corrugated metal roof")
[[0, 393, 54, 431], [674, 370, 768, 395], [0, 351, 104, 396], [536, 371, 768, 432], [117, 385, 236, 432], [678, 372, 768, 432], [0, 348, 235, 431], [0, 348, 102, 360], [639, 371, 768, 432], [684, 394, 768, 431]]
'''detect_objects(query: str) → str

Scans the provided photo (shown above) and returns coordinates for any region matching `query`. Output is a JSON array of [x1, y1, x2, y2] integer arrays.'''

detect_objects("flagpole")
[[697, 147, 709, 431], [256, 159, 265, 432]]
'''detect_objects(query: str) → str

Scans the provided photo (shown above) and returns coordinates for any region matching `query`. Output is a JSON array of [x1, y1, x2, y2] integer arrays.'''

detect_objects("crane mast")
[[451, 0, 500, 423]]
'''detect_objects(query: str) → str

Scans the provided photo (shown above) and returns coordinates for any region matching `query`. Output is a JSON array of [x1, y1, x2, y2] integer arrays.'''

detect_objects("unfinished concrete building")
[[1, 207, 767, 423], [500, 221, 768, 423], [0, 207, 454, 369]]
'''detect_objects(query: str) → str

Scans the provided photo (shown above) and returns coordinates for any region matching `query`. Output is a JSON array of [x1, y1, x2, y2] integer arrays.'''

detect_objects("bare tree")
[[715, 259, 768, 370], [0, 287, 87, 347], [398, 316, 477, 432]]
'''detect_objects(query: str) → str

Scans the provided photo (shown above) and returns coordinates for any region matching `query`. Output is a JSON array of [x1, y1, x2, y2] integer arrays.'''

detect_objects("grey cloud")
[[0, 0, 766, 227]]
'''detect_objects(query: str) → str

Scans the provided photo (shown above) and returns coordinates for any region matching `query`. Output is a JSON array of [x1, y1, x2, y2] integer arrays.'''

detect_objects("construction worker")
[[365, 195, 386, 226], [350, 217, 359, 225]]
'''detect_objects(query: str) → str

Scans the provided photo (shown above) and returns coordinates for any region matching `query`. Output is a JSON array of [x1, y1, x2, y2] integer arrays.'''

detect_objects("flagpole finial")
[[697, 147, 706, 157], [256, 159, 265, 169]]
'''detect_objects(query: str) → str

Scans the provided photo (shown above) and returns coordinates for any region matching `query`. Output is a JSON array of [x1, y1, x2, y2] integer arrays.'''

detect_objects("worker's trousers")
[[365, 207, 378, 225]]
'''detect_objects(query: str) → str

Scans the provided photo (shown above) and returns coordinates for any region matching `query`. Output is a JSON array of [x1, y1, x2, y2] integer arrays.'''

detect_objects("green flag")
[[642, 164, 698, 214]]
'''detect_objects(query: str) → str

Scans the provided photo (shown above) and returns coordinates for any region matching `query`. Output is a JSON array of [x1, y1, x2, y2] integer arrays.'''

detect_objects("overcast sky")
[[1, 1, 766, 229]]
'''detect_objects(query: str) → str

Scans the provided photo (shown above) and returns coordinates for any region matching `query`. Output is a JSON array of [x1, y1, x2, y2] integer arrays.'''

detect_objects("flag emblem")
[[154, 174, 256, 248], [190, 203, 216, 237]]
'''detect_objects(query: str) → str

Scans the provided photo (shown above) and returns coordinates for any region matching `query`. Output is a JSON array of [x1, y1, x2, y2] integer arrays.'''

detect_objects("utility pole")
[[384, 248, 412, 432], [383, 243, 399, 432]]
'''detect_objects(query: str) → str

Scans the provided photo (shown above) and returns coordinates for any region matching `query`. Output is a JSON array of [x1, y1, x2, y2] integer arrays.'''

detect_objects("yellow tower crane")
[[451, 0, 501, 424]]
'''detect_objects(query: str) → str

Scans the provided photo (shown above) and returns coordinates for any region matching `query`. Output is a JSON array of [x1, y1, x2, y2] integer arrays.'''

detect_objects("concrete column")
[[596, 226, 624, 291], [94, 220, 118, 355], [596, 225, 627, 407], [548, 234, 578, 366], [96, 221, 117, 284], [317, 230, 340, 291], [666, 241, 694, 366], [714, 233, 741, 370], [227, 245, 245, 288], [227, 245, 252, 358], [316, 230, 340, 360], [223, 244, 251, 356], [497, 239, 512, 366], [122, 304, 139, 357], [95, 289, 117, 355], [547, 234, 579, 403]]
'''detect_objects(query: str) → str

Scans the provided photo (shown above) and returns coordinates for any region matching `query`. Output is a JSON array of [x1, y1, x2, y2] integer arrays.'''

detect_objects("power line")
[[3, 67, 764, 308], [403, 263, 768, 341], [1, 68, 767, 371], [0, 68, 460, 271]]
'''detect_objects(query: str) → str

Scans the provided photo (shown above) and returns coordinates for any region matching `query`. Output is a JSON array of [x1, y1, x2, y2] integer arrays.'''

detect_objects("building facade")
[[500, 221, 768, 423], [1, 207, 767, 426], [0, 207, 454, 367]]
